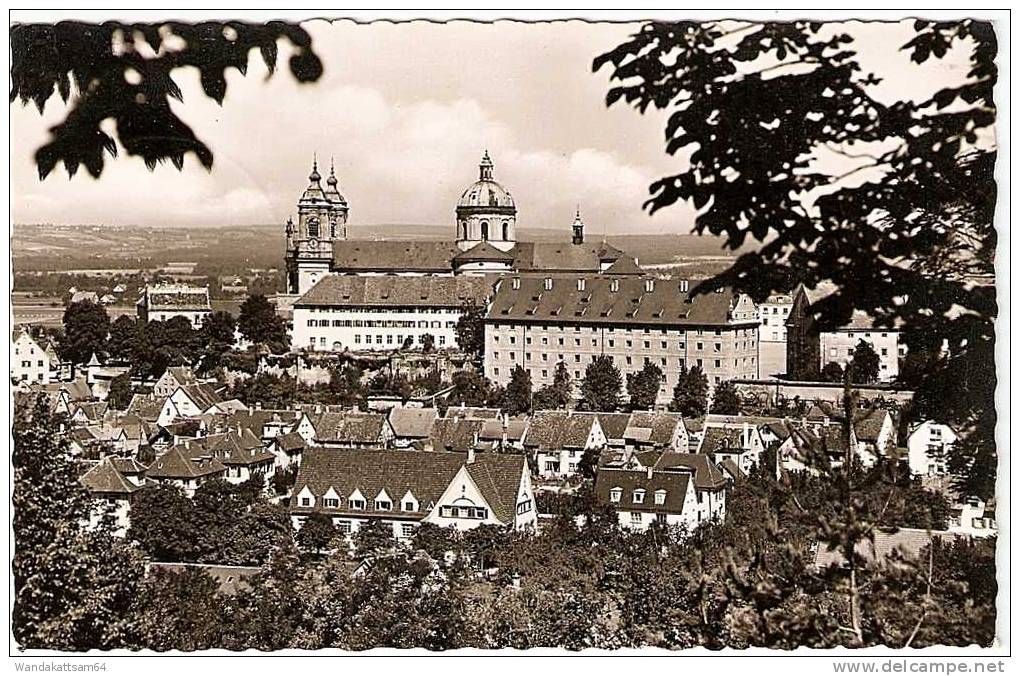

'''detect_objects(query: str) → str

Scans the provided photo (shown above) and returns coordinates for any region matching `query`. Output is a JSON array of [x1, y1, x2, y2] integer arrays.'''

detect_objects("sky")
[[9, 18, 982, 235]]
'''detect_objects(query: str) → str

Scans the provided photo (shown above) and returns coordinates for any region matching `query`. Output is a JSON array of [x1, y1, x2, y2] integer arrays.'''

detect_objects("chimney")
[[646, 466, 654, 479], [467, 446, 476, 464]]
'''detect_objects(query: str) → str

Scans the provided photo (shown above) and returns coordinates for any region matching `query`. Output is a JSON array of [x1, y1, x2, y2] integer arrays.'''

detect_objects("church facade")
[[286, 152, 640, 353]]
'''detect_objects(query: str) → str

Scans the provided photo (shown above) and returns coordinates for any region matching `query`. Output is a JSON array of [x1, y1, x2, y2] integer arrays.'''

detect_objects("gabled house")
[[853, 408, 898, 465], [429, 417, 484, 453], [697, 422, 765, 474], [777, 424, 859, 474], [311, 411, 393, 448], [598, 449, 728, 530], [217, 408, 307, 442], [145, 443, 228, 496], [523, 411, 607, 479], [196, 428, 277, 484], [156, 383, 226, 426], [595, 458, 718, 533], [270, 431, 308, 469], [623, 412, 688, 452], [290, 447, 537, 539], [70, 401, 110, 426], [11, 329, 57, 385], [388, 407, 440, 449], [478, 417, 528, 452], [595, 413, 632, 449], [79, 455, 146, 535], [153, 366, 198, 399]]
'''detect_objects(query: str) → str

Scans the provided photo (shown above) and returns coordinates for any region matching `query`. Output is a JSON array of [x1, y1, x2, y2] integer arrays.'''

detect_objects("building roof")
[[198, 429, 276, 466], [624, 412, 684, 447], [296, 274, 492, 309], [508, 242, 604, 273], [217, 409, 303, 436], [430, 418, 484, 452], [452, 240, 516, 263], [146, 444, 227, 479], [655, 452, 728, 490], [73, 401, 109, 421], [126, 394, 164, 421], [148, 562, 261, 595], [164, 366, 197, 387], [332, 241, 463, 273], [79, 456, 141, 495], [478, 417, 527, 442], [273, 430, 307, 453], [699, 426, 749, 454], [602, 256, 645, 276], [596, 413, 632, 441], [292, 447, 526, 524], [312, 411, 388, 445], [388, 407, 440, 439], [595, 466, 691, 514], [445, 406, 501, 420], [853, 408, 893, 443], [524, 411, 599, 450], [177, 383, 223, 412], [814, 528, 966, 569], [143, 285, 211, 312], [487, 275, 753, 328]]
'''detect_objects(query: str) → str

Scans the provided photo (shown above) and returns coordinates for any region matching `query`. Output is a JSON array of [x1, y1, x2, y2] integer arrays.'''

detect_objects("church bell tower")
[[285, 156, 349, 295]]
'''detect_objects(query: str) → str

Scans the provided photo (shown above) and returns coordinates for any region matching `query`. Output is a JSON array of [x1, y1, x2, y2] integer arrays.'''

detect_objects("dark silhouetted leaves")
[[11, 20, 323, 178]]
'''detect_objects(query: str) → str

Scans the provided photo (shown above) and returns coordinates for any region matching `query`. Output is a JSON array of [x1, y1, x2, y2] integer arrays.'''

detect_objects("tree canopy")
[[580, 355, 624, 412], [11, 21, 322, 178], [595, 19, 997, 498]]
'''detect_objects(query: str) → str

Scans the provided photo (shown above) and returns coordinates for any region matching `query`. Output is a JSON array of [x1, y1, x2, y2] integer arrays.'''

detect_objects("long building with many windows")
[[483, 274, 760, 404], [292, 275, 492, 352]]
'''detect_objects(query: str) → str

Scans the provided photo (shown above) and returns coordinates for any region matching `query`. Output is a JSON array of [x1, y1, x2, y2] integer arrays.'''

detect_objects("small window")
[[609, 488, 621, 503], [375, 500, 392, 511], [633, 489, 645, 504]]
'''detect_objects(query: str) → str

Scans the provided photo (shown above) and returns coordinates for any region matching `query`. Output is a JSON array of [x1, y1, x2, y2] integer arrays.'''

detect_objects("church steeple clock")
[[285, 156, 350, 295]]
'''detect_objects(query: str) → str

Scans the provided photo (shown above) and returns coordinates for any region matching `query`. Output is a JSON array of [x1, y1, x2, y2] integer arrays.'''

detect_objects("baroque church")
[[284, 151, 638, 296]]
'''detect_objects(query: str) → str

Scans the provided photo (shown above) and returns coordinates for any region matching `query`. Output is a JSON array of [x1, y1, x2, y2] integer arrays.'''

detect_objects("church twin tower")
[[285, 151, 585, 294]]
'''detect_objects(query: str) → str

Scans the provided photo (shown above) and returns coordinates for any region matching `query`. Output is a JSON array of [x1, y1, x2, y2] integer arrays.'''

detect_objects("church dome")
[[301, 157, 326, 203], [456, 151, 515, 210]]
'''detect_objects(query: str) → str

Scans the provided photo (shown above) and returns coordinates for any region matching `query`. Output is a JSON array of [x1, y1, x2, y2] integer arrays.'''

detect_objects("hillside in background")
[[12, 222, 751, 274]]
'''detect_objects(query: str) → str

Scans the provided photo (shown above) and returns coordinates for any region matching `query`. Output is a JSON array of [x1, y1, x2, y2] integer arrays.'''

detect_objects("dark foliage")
[[579, 355, 623, 412], [626, 361, 663, 411], [59, 300, 109, 364], [11, 21, 322, 178], [711, 380, 742, 415], [669, 364, 708, 417], [595, 19, 997, 499]]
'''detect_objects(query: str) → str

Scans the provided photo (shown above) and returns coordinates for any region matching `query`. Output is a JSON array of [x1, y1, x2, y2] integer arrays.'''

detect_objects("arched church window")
[[502, 221, 509, 240], [460, 220, 467, 240], [307, 217, 320, 239], [480, 221, 489, 240]]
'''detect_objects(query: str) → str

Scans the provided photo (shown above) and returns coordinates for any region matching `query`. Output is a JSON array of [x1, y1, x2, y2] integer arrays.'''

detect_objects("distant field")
[[11, 299, 242, 328], [13, 222, 746, 272]]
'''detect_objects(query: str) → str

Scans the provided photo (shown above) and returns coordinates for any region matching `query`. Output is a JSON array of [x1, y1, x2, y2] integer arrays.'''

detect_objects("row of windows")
[[609, 488, 667, 505], [300, 495, 417, 512], [307, 334, 448, 347], [439, 505, 489, 520], [306, 319, 454, 329], [492, 335, 756, 351], [318, 519, 417, 538], [305, 307, 457, 314], [491, 352, 755, 370], [489, 324, 755, 337]]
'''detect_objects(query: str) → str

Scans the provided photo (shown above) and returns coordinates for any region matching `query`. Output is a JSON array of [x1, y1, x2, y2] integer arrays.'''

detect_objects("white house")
[[145, 443, 228, 497], [523, 411, 607, 479], [137, 284, 212, 328], [906, 421, 958, 477], [153, 366, 198, 399], [290, 447, 537, 539], [11, 329, 58, 385], [697, 422, 765, 474], [595, 451, 728, 532], [79, 456, 147, 536], [157, 383, 226, 426]]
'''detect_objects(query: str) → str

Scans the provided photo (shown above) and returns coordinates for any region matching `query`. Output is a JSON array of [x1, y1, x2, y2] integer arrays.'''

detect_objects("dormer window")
[[375, 499, 392, 511], [654, 490, 667, 505], [633, 489, 645, 504], [609, 488, 622, 503]]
